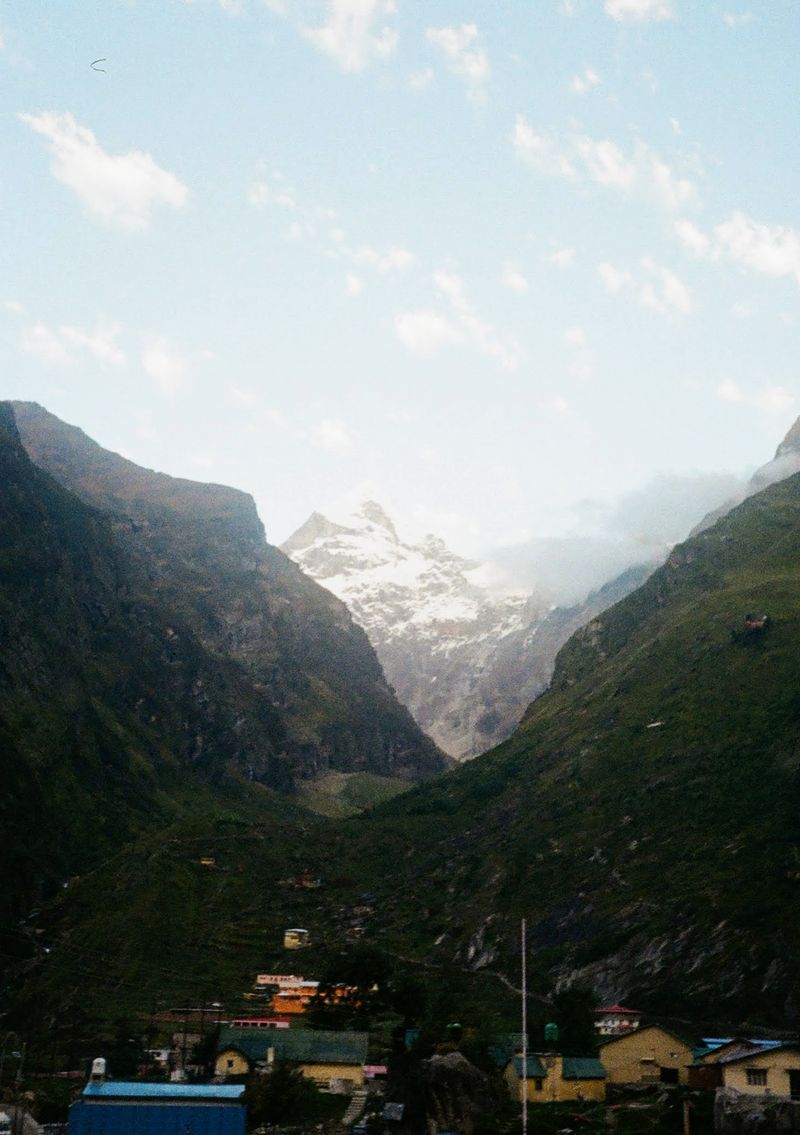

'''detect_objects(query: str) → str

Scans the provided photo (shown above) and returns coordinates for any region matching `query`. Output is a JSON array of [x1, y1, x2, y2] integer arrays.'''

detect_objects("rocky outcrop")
[[284, 503, 651, 760], [10, 403, 445, 784], [284, 502, 536, 759]]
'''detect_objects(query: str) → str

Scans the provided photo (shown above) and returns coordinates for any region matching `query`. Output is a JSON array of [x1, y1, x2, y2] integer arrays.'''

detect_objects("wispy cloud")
[[598, 258, 690, 316], [142, 338, 190, 396], [426, 24, 490, 101], [673, 218, 710, 256], [512, 117, 695, 210], [570, 67, 600, 94], [434, 269, 520, 368], [21, 320, 126, 366], [394, 309, 463, 356], [500, 265, 529, 293], [304, 0, 398, 72], [409, 67, 434, 91], [722, 11, 754, 28], [605, 0, 674, 22], [308, 417, 353, 453], [544, 246, 577, 268], [19, 112, 187, 230]]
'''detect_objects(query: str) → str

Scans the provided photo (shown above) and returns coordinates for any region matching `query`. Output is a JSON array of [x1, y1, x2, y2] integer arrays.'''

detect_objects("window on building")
[[534, 1079, 544, 1091], [746, 1068, 767, 1087]]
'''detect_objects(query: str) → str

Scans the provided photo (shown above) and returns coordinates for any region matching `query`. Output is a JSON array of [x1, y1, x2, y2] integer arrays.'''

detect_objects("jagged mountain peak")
[[283, 502, 539, 758], [775, 415, 800, 459], [281, 510, 357, 555], [356, 499, 399, 538]]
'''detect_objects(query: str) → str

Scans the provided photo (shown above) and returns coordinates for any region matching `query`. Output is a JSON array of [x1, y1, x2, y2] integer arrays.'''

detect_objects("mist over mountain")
[[15, 450, 800, 1034], [282, 472, 747, 760]]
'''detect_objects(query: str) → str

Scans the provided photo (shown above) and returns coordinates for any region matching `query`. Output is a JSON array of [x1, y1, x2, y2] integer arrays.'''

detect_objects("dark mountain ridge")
[[9, 409, 800, 1044], [0, 402, 443, 929], [11, 402, 444, 785], [11, 460, 800, 1038]]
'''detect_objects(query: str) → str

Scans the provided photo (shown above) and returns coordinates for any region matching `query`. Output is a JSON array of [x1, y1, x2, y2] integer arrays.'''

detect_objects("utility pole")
[[521, 919, 528, 1135]]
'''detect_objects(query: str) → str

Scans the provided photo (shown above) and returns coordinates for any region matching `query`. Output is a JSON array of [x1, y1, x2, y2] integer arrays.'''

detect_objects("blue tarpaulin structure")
[[69, 1082, 246, 1135]]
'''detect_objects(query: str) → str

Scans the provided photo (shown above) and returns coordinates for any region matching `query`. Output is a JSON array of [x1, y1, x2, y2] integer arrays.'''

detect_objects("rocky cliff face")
[[283, 502, 535, 759], [11, 403, 445, 785], [283, 503, 649, 760]]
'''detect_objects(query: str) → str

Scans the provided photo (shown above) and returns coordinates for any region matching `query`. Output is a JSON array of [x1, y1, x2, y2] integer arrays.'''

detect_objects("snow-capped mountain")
[[282, 501, 540, 760]]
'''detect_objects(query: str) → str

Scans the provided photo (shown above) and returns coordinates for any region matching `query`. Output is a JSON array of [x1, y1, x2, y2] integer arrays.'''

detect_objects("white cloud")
[[640, 256, 691, 315], [304, 0, 398, 72], [500, 265, 529, 293], [670, 117, 682, 135], [346, 272, 363, 296], [754, 386, 796, 415], [597, 262, 632, 291], [552, 397, 570, 414], [409, 67, 433, 90], [19, 112, 187, 230], [605, 0, 673, 21], [564, 327, 586, 347], [564, 327, 593, 380], [248, 181, 297, 210], [21, 319, 125, 366], [513, 117, 696, 210], [714, 211, 800, 283], [394, 309, 463, 355], [717, 379, 743, 402], [649, 155, 694, 209], [22, 323, 70, 366], [426, 24, 490, 101], [3, 300, 25, 315], [576, 136, 637, 191], [349, 244, 415, 273], [731, 301, 752, 319], [61, 322, 126, 364], [545, 246, 576, 268], [142, 338, 189, 396], [512, 117, 577, 179], [309, 417, 353, 453], [434, 269, 520, 369], [598, 258, 689, 316], [723, 11, 754, 27], [674, 218, 710, 256], [399, 272, 519, 375], [570, 67, 600, 94]]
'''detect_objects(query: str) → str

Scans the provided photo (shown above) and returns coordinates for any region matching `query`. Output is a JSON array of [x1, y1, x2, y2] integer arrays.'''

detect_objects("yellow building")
[[599, 1025, 693, 1086], [505, 1054, 607, 1103], [719, 1045, 800, 1098], [214, 1028, 368, 1091]]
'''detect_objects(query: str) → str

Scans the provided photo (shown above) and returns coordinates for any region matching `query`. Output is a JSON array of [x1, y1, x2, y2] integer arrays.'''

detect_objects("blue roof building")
[[69, 1082, 246, 1135]]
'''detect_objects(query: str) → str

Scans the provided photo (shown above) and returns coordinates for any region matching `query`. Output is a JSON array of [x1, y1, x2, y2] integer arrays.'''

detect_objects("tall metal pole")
[[521, 919, 527, 1135]]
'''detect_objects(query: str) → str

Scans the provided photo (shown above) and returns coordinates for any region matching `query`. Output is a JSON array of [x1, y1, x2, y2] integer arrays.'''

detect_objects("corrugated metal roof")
[[82, 1083, 245, 1100], [512, 1056, 547, 1078], [218, 1028, 368, 1066], [562, 1058, 607, 1080]]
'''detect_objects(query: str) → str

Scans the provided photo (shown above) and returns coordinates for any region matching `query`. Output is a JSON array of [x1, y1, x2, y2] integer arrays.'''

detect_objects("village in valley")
[[6, 917, 800, 1135]]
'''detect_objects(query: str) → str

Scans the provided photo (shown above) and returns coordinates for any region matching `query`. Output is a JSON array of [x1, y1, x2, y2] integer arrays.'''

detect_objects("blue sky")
[[2, 0, 799, 581]]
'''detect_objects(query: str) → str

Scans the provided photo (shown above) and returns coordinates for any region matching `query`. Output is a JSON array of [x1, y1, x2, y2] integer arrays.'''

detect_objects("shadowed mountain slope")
[[11, 402, 444, 785], [0, 402, 445, 933], [11, 465, 800, 1036]]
